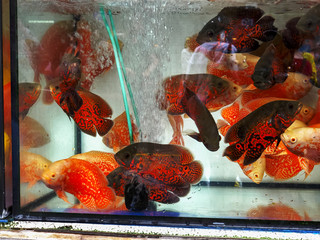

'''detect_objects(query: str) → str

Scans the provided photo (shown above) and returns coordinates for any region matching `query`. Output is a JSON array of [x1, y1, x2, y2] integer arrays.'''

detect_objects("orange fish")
[[50, 86, 113, 136], [247, 203, 311, 221], [70, 151, 119, 176], [20, 116, 50, 148], [41, 158, 116, 211], [77, 20, 123, 90], [19, 82, 41, 119], [102, 112, 140, 153], [25, 20, 76, 104], [20, 150, 52, 188]]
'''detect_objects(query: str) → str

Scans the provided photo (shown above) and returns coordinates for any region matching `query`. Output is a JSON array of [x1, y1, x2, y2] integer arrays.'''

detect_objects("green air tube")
[[107, 10, 141, 131], [100, 6, 134, 143]]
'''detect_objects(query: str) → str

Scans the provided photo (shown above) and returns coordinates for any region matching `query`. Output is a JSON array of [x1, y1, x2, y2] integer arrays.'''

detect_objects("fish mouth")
[[280, 132, 289, 144]]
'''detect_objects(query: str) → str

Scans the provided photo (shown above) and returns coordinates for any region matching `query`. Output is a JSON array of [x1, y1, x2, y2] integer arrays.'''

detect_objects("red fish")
[[70, 151, 119, 176], [19, 82, 41, 119], [108, 167, 190, 204], [224, 100, 302, 165], [102, 112, 140, 153], [110, 142, 203, 203], [196, 6, 277, 52], [25, 20, 76, 104], [20, 150, 52, 188], [20, 116, 50, 148], [115, 143, 203, 185], [77, 20, 123, 90], [41, 158, 116, 211], [50, 86, 113, 136], [247, 203, 311, 221]]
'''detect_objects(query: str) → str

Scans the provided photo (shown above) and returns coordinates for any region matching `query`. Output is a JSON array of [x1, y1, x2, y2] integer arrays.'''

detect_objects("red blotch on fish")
[[41, 158, 116, 211], [102, 112, 140, 153]]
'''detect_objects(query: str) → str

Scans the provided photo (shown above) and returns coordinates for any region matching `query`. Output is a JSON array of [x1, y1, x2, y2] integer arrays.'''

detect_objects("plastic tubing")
[[100, 6, 134, 143]]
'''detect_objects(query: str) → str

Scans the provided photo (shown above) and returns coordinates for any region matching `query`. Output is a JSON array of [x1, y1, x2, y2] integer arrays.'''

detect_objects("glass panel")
[[2, 0, 12, 216], [15, 0, 320, 223]]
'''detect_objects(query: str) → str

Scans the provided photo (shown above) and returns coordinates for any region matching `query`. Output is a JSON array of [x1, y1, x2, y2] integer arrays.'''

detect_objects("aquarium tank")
[[8, 0, 320, 228]]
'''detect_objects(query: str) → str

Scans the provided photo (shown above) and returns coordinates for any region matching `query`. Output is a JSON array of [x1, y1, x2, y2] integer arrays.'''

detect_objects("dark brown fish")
[[296, 4, 320, 34], [251, 34, 295, 89], [223, 100, 302, 165], [196, 6, 277, 53], [181, 87, 220, 151]]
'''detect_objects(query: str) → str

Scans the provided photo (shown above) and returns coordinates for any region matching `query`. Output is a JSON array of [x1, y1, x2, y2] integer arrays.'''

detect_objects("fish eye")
[[124, 152, 131, 160], [51, 173, 56, 179], [303, 108, 309, 114], [254, 173, 259, 179], [206, 30, 214, 38], [303, 78, 308, 84], [290, 137, 296, 143], [55, 86, 59, 90], [307, 21, 313, 29], [44, 164, 48, 168], [288, 103, 294, 109]]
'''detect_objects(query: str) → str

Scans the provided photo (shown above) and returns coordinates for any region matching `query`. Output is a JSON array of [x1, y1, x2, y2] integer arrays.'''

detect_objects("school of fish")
[[9, 3, 320, 214]]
